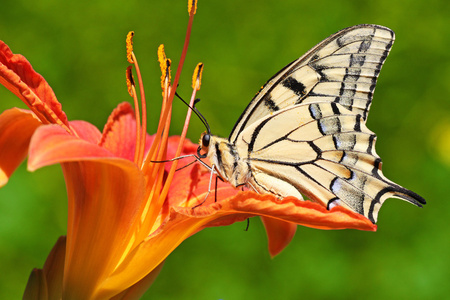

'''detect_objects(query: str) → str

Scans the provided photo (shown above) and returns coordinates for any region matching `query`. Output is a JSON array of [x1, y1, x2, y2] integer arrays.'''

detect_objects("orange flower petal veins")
[[62, 160, 146, 298]]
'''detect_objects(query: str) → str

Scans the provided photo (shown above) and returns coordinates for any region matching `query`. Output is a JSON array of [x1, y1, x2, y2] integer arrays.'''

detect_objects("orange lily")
[[1, 1, 375, 299]]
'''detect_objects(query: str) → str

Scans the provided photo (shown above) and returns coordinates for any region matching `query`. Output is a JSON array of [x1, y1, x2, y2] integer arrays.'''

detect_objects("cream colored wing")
[[230, 24, 395, 144], [235, 102, 425, 223]]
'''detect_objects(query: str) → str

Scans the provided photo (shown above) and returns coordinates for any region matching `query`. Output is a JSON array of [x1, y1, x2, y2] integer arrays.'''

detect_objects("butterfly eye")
[[202, 134, 210, 147]]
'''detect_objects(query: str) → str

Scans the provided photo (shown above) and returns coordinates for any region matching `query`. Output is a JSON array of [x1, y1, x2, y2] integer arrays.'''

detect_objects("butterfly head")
[[197, 131, 211, 158]]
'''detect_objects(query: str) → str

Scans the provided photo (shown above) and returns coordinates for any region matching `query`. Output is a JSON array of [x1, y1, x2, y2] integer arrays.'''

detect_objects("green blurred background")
[[0, 0, 448, 299]]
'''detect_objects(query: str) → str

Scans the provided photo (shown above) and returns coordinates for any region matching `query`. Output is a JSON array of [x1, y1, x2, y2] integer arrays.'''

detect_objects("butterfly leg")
[[214, 175, 219, 202], [193, 164, 217, 208], [245, 180, 260, 194]]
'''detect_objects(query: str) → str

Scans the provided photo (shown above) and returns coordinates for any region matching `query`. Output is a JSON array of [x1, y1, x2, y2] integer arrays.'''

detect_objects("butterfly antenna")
[[193, 98, 211, 134], [175, 92, 211, 134]]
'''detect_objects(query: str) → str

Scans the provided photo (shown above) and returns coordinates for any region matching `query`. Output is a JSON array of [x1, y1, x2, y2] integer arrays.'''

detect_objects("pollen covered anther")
[[126, 66, 135, 97], [126, 31, 135, 63], [157, 44, 167, 69], [158, 44, 172, 90], [188, 0, 197, 15], [192, 63, 203, 91], [165, 59, 172, 81]]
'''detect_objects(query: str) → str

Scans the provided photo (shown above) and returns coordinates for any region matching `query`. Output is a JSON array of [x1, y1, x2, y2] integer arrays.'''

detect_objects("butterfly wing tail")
[[366, 179, 426, 223], [388, 183, 426, 207]]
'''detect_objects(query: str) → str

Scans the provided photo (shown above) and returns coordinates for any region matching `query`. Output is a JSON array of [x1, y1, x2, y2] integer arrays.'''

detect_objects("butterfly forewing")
[[229, 24, 395, 144]]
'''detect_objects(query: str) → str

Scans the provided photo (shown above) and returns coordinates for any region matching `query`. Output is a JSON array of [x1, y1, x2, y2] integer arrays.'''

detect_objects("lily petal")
[[70, 120, 102, 144], [27, 124, 117, 171], [100, 191, 375, 297], [27, 121, 150, 297], [99, 102, 141, 161], [164, 135, 199, 174], [166, 143, 239, 208], [0, 108, 41, 186], [209, 193, 377, 230], [0, 41, 69, 128], [110, 260, 165, 300], [98, 206, 214, 298], [62, 160, 146, 299], [169, 159, 377, 231], [261, 217, 297, 258]]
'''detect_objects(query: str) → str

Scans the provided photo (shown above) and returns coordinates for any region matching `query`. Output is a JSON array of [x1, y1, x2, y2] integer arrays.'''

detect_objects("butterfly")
[[196, 24, 425, 224]]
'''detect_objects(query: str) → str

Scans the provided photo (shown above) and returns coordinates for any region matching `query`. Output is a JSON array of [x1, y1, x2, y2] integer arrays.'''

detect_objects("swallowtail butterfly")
[[197, 24, 425, 223]]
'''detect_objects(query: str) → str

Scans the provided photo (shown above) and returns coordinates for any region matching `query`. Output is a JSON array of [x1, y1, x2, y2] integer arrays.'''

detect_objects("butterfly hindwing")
[[229, 24, 395, 144], [235, 102, 424, 223]]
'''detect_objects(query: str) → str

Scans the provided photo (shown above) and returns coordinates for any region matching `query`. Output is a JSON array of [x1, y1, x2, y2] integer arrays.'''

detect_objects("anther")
[[158, 44, 172, 90], [126, 66, 135, 97], [126, 31, 135, 63], [188, 0, 197, 15], [192, 63, 203, 91]]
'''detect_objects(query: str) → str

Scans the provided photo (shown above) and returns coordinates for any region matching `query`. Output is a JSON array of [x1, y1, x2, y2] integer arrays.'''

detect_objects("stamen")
[[156, 64, 201, 211], [192, 63, 203, 90], [133, 54, 148, 167], [125, 66, 142, 164], [126, 31, 135, 63], [142, 0, 198, 230], [125, 32, 147, 167], [142, 46, 172, 171]]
